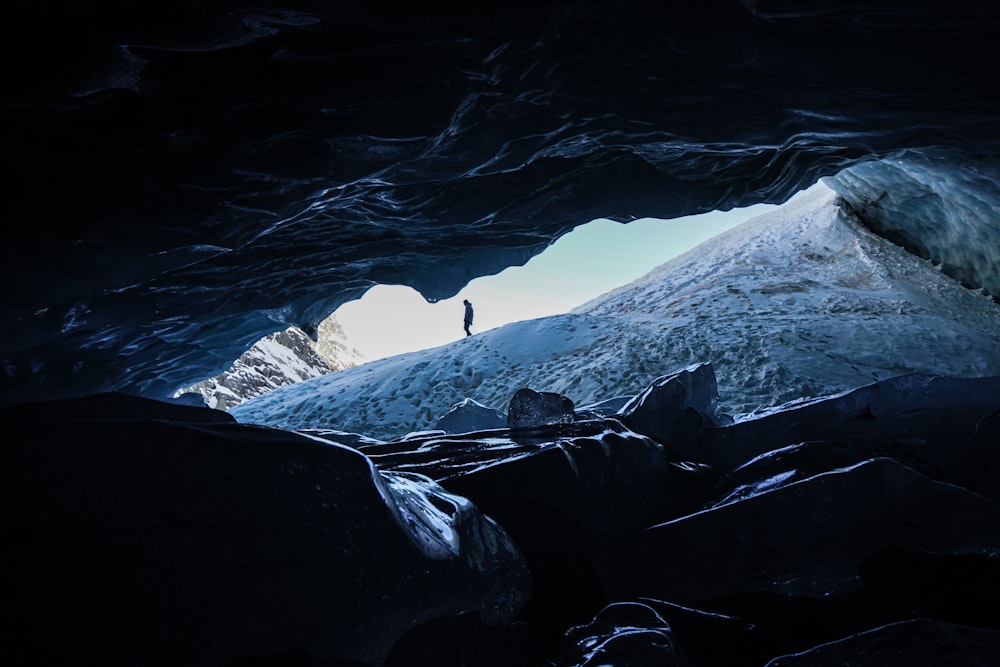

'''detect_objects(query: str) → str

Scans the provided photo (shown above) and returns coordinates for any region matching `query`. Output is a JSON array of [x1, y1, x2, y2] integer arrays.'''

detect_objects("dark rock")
[[384, 613, 550, 667], [593, 457, 1000, 604], [436, 398, 508, 434], [358, 419, 641, 477], [671, 589, 913, 663], [1, 394, 529, 666], [636, 599, 764, 667], [4, 391, 236, 425], [965, 408, 1000, 502], [859, 547, 1000, 628], [438, 421, 709, 556], [553, 602, 682, 667], [694, 374, 1000, 473], [507, 388, 575, 430], [763, 619, 1000, 666], [229, 130, 335, 178], [616, 363, 725, 446], [703, 440, 936, 509], [361, 417, 713, 647], [437, 421, 712, 646]]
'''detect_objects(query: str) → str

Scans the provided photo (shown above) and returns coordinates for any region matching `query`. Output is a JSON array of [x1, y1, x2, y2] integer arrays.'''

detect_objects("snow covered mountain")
[[179, 317, 364, 410], [313, 314, 368, 372], [229, 183, 1000, 439]]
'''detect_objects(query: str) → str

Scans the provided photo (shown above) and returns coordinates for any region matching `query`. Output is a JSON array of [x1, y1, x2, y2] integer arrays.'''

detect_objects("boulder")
[[699, 374, 1000, 472], [507, 388, 575, 430], [703, 440, 931, 509], [436, 398, 507, 434], [763, 619, 1000, 666], [361, 416, 713, 647], [616, 363, 725, 445], [439, 421, 709, 555], [859, 547, 1000, 628], [635, 599, 763, 667], [1, 394, 530, 666], [435, 420, 712, 645], [594, 457, 1000, 603]]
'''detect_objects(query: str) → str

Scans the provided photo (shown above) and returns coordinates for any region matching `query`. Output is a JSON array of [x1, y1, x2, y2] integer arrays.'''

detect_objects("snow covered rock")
[[507, 388, 575, 430], [615, 362, 726, 445], [435, 398, 507, 434]]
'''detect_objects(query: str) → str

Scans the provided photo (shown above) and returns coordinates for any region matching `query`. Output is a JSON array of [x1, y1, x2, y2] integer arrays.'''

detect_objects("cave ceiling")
[[2, 0, 1000, 405]]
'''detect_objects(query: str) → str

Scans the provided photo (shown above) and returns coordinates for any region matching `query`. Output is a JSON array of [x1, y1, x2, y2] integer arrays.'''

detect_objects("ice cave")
[[3, 2, 1000, 665]]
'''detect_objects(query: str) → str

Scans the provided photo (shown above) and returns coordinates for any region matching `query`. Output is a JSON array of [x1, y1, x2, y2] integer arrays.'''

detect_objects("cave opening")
[[332, 201, 782, 361], [175, 200, 780, 410], [218, 170, 1000, 444]]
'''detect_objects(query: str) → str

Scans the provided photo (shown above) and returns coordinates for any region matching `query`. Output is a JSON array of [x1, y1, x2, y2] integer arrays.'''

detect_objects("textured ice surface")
[[826, 150, 1000, 299]]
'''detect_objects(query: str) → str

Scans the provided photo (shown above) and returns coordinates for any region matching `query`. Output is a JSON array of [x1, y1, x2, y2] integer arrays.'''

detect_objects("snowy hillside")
[[229, 183, 1000, 439]]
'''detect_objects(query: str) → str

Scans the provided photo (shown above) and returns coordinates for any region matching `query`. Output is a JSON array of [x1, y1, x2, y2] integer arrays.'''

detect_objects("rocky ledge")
[[4, 363, 999, 665]]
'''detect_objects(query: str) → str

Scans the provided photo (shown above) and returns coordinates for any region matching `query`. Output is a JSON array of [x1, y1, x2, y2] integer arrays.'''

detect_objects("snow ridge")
[[180, 320, 364, 409]]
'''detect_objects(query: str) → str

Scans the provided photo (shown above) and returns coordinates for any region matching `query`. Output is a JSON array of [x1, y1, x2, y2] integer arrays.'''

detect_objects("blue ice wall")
[[826, 149, 1000, 300]]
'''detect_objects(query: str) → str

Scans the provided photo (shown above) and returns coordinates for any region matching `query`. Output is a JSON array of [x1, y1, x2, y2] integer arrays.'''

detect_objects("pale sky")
[[334, 205, 778, 361]]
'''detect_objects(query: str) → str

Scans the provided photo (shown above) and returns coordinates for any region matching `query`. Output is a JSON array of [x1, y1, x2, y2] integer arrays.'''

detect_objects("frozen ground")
[[230, 183, 1000, 439]]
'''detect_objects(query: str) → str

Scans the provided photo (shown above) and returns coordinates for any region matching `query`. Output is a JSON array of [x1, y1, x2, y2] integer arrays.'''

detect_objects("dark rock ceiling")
[[3, 0, 1000, 405]]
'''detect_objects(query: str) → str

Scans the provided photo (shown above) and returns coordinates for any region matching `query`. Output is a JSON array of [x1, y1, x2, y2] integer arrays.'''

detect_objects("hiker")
[[463, 299, 474, 336]]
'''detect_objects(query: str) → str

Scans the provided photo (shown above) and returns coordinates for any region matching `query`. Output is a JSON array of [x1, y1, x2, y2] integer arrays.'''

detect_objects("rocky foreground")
[[4, 364, 1000, 666]]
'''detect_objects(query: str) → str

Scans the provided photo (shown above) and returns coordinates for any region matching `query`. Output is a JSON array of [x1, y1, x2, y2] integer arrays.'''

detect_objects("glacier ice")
[[825, 149, 1000, 299]]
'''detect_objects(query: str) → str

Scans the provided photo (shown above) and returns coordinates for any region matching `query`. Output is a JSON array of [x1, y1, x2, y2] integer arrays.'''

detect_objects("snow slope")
[[230, 183, 1000, 439]]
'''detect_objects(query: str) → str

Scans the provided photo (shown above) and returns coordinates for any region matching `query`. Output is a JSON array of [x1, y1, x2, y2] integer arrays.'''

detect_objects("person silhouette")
[[463, 299, 474, 336]]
